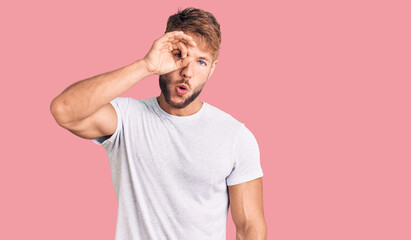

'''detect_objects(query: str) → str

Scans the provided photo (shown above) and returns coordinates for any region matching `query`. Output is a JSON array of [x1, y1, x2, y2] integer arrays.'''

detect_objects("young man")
[[51, 7, 266, 240]]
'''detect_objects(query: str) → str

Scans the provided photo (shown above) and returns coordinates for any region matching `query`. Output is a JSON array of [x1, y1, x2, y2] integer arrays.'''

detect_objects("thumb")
[[176, 56, 194, 69]]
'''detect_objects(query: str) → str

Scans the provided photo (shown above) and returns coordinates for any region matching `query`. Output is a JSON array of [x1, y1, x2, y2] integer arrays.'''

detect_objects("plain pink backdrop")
[[1, 0, 410, 239]]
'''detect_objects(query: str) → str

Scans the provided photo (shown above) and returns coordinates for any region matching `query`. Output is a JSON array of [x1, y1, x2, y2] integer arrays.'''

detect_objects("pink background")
[[1, 0, 410, 239]]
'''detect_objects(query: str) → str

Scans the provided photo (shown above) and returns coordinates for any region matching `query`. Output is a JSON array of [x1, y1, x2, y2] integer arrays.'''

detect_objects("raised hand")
[[143, 31, 197, 75]]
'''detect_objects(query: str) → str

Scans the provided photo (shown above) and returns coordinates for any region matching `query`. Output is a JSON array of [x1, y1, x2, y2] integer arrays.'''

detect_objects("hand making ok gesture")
[[143, 31, 197, 75]]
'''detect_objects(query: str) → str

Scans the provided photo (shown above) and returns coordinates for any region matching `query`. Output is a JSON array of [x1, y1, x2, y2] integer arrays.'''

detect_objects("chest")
[[128, 121, 236, 187]]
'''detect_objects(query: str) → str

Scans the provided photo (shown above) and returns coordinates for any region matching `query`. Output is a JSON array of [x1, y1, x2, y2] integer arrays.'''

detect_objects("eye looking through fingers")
[[170, 41, 189, 58], [171, 49, 183, 59]]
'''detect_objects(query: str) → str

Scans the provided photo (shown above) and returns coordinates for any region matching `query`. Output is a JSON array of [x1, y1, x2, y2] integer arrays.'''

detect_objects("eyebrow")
[[198, 56, 211, 63]]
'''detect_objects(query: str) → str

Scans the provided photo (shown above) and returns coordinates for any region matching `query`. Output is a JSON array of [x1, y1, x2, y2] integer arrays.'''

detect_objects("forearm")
[[51, 59, 152, 124]]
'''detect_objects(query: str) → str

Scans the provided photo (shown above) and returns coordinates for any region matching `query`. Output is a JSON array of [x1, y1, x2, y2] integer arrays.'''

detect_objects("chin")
[[167, 95, 191, 109]]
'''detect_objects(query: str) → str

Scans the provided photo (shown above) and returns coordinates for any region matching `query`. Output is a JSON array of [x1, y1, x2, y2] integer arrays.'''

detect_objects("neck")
[[156, 94, 203, 116]]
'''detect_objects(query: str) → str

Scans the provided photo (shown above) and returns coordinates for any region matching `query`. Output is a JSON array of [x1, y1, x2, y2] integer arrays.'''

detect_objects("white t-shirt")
[[92, 96, 263, 240]]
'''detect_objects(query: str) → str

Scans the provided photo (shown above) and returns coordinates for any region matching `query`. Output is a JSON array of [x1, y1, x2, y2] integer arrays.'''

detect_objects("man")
[[50, 7, 266, 240]]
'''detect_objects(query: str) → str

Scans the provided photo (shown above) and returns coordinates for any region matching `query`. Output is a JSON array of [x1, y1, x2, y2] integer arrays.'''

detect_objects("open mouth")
[[176, 85, 188, 95]]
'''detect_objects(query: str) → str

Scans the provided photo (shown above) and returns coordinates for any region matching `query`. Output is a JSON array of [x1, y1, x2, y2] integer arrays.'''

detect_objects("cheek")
[[194, 65, 210, 75], [163, 72, 179, 83]]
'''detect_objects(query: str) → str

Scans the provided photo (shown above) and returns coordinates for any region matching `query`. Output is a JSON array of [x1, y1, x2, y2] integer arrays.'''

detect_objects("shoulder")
[[111, 96, 130, 105], [204, 102, 259, 142], [108, 97, 155, 119], [117, 97, 153, 111], [204, 102, 244, 131], [129, 97, 148, 107]]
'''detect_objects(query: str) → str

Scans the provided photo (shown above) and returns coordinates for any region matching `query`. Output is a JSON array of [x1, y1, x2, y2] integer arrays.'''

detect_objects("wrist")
[[139, 58, 157, 76], [130, 59, 155, 79]]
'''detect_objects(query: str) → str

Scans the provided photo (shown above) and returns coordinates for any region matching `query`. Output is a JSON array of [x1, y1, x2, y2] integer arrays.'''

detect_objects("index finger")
[[166, 31, 197, 47], [170, 38, 197, 48]]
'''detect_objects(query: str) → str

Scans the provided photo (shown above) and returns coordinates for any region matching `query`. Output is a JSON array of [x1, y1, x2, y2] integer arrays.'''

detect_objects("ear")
[[208, 60, 218, 80]]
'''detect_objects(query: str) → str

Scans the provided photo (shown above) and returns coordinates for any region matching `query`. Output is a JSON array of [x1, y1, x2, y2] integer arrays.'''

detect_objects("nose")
[[181, 60, 194, 79]]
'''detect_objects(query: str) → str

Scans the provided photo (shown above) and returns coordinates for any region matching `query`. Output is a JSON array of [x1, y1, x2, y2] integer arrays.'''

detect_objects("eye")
[[176, 53, 182, 58], [198, 60, 206, 66]]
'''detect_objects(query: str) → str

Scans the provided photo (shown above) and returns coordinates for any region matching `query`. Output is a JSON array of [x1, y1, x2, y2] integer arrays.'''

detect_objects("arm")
[[228, 177, 267, 240], [50, 59, 152, 127], [50, 31, 197, 139]]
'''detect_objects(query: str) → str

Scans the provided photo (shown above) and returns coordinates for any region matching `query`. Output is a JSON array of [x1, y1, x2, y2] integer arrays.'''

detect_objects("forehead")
[[184, 32, 214, 62]]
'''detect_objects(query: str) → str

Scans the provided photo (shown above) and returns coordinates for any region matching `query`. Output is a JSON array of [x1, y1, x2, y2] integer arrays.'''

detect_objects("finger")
[[177, 42, 188, 58], [168, 34, 196, 47], [179, 33, 197, 47], [169, 30, 194, 41], [171, 43, 179, 53], [177, 55, 194, 69], [170, 38, 197, 48], [164, 31, 185, 41], [167, 30, 184, 37], [155, 31, 184, 45], [180, 34, 195, 45], [157, 31, 196, 51], [170, 41, 188, 57]]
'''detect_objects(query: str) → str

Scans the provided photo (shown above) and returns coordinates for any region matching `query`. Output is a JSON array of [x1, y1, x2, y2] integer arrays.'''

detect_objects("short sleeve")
[[91, 97, 130, 150], [226, 124, 264, 186]]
